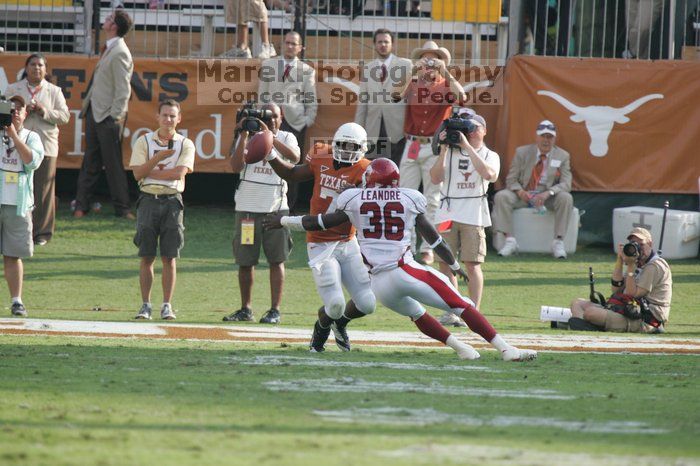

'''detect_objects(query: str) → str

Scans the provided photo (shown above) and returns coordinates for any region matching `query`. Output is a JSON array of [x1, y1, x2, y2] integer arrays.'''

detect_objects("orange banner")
[[0, 55, 501, 174], [1, 54, 697, 193], [495, 56, 700, 194]]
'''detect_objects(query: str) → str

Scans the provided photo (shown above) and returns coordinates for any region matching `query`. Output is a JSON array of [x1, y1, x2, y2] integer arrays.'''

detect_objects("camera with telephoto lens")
[[442, 108, 476, 147], [235, 101, 273, 134], [623, 240, 641, 257], [0, 96, 14, 128]]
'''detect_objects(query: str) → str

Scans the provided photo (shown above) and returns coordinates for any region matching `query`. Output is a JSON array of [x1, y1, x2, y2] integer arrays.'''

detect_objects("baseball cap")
[[627, 227, 652, 243], [457, 107, 475, 118], [6, 93, 26, 108], [536, 119, 556, 136], [469, 114, 486, 129]]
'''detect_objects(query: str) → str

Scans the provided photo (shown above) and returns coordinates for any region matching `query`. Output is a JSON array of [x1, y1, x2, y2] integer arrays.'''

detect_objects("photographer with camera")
[[224, 103, 300, 324], [0, 94, 45, 317], [429, 110, 499, 326], [392, 40, 466, 265], [569, 227, 672, 333], [129, 100, 195, 321]]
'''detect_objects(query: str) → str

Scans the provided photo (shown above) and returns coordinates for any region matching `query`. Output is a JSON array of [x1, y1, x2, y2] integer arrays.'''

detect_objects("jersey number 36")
[[360, 201, 405, 241]]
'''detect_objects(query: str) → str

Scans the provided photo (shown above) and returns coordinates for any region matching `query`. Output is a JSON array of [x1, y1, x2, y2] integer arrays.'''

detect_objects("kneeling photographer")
[[429, 107, 500, 326], [226, 102, 300, 324], [569, 227, 672, 333]]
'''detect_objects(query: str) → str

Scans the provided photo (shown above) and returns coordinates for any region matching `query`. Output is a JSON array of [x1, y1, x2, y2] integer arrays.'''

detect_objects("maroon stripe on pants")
[[400, 263, 497, 342]]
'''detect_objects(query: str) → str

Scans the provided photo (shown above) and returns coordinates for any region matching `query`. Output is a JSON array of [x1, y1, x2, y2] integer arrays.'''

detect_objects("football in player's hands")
[[244, 130, 274, 164]]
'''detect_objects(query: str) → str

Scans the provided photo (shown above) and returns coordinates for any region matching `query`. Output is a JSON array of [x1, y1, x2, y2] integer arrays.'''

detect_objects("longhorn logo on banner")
[[537, 91, 664, 157]]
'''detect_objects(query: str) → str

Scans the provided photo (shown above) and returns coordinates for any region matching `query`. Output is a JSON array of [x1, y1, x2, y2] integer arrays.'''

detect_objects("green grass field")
[[1, 203, 699, 465]]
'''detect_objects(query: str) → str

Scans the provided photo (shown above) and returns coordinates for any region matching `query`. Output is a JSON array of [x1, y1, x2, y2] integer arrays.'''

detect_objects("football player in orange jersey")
[[264, 122, 376, 352]]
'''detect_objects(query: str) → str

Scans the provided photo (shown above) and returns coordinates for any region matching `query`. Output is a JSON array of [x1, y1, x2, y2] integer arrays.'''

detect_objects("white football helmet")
[[332, 122, 368, 164]]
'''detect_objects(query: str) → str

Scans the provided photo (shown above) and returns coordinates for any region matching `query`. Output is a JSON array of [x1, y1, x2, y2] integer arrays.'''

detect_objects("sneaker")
[[257, 42, 277, 59], [437, 312, 468, 328], [330, 321, 351, 352], [498, 237, 518, 257], [10, 302, 27, 317], [160, 304, 176, 320], [501, 346, 538, 362], [259, 309, 281, 324], [220, 46, 252, 59], [223, 308, 254, 322], [135, 303, 152, 320], [309, 320, 331, 352], [552, 239, 567, 259], [456, 345, 481, 361]]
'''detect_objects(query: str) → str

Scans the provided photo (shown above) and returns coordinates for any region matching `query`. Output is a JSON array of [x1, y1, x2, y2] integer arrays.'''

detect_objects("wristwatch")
[[548, 189, 555, 196]]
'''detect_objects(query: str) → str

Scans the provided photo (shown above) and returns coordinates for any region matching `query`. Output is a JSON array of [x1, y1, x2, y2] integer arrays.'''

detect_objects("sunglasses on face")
[[537, 124, 556, 131]]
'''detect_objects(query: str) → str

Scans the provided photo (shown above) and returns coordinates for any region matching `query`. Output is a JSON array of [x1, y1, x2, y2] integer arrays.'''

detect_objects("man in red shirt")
[[393, 41, 465, 264]]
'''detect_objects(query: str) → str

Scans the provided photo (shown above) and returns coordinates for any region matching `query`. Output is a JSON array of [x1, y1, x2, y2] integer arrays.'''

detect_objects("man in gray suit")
[[74, 9, 134, 219], [258, 31, 317, 212], [493, 120, 574, 259], [354, 28, 412, 164]]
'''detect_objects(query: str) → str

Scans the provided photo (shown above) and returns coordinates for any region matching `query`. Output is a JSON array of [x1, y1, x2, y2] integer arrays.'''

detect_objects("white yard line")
[[223, 355, 499, 371], [314, 407, 668, 434], [380, 444, 700, 466], [264, 378, 576, 400], [1, 318, 699, 354]]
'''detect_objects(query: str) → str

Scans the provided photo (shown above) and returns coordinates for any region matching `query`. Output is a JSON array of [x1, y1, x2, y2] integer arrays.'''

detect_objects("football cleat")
[[501, 347, 538, 362], [309, 320, 331, 353], [330, 321, 351, 352]]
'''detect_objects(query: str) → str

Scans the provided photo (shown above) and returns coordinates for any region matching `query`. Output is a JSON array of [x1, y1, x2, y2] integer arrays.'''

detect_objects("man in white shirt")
[[430, 112, 499, 326], [224, 103, 300, 324], [129, 100, 195, 321]]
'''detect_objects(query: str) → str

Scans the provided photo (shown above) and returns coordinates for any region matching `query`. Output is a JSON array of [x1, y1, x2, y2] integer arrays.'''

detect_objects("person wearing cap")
[[1, 94, 45, 317], [430, 111, 499, 327], [392, 40, 466, 265], [569, 227, 672, 333], [493, 119, 573, 259], [5, 53, 70, 246], [354, 28, 412, 163]]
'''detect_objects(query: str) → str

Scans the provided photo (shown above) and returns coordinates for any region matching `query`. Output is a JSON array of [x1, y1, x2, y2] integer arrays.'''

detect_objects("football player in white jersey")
[[264, 159, 537, 362]]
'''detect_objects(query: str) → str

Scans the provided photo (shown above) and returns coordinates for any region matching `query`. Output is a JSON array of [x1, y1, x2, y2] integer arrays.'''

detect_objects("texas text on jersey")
[[306, 143, 370, 244]]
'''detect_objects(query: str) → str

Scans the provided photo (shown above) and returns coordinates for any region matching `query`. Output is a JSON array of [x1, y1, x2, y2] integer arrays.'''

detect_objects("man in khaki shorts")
[[569, 227, 672, 333], [429, 112, 500, 326], [224, 0, 275, 59], [2, 94, 45, 317], [223, 103, 299, 324], [129, 100, 195, 321]]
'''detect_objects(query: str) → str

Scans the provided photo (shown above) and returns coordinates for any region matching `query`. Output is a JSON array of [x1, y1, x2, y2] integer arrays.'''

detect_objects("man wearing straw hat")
[[392, 40, 465, 265]]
